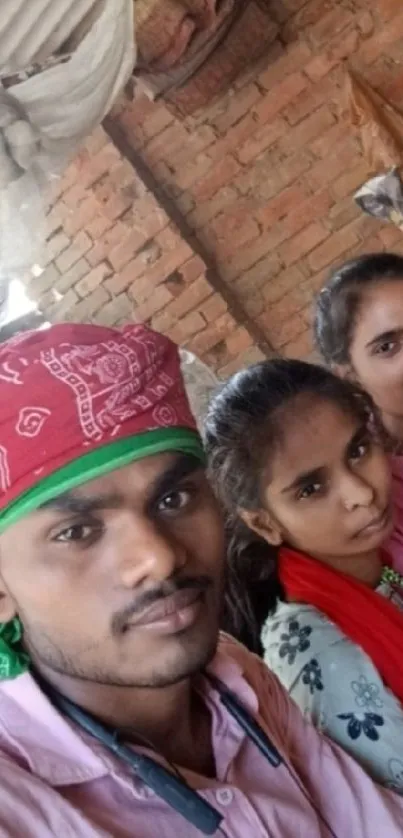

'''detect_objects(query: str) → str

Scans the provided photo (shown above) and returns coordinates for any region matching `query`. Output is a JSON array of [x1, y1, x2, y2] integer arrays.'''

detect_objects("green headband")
[[0, 427, 205, 680], [0, 427, 205, 535]]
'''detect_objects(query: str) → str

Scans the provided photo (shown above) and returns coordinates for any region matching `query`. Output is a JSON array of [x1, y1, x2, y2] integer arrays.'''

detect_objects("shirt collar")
[[0, 636, 257, 788]]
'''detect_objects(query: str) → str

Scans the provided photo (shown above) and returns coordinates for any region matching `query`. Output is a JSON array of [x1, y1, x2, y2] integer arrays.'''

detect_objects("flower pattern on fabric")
[[301, 659, 324, 694], [337, 712, 384, 741], [279, 620, 312, 665], [351, 675, 384, 711]]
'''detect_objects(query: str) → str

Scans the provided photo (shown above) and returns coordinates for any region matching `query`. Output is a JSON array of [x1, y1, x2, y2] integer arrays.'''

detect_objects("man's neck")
[[33, 663, 215, 776]]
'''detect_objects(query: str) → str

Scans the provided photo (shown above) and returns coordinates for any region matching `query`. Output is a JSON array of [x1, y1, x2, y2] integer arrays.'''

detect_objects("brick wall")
[[112, 0, 403, 359], [27, 128, 264, 376]]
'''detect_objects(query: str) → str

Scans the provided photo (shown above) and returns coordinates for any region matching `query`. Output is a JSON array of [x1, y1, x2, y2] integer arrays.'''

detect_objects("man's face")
[[0, 453, 225, 688]]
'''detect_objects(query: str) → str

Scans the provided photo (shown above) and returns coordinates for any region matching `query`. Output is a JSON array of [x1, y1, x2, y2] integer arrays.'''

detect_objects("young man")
[[0, 322, 401, 837]]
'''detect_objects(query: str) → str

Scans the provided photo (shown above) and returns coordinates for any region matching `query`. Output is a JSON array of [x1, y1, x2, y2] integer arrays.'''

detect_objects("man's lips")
[[124, 588, 204, 629]]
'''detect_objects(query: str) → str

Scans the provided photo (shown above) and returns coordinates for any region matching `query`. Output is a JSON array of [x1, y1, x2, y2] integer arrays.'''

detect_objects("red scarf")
[[279, 546, 403, 706]]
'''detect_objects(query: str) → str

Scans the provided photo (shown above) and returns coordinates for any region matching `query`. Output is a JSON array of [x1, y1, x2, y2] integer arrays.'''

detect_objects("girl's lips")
[[355, 507, 391, 538]]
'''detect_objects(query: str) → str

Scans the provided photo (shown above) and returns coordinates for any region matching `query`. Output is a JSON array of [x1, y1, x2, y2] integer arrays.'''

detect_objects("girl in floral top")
[[205, 359, 403, 792], [314, 252, 403, 573]]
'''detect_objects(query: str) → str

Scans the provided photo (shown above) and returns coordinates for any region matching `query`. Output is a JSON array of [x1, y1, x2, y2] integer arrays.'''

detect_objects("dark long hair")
[[204, 359, 374, 654], [314, 252, 403, 366]]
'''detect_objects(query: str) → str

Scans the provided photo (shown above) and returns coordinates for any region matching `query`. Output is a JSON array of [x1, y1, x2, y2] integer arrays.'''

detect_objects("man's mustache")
[[111, 575, 212, 635]]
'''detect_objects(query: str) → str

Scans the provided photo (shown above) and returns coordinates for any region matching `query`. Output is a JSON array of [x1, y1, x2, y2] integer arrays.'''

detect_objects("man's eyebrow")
[[366, 328, 400, 349], [147, 454, 204, 509], [40, 492, 123, 516]]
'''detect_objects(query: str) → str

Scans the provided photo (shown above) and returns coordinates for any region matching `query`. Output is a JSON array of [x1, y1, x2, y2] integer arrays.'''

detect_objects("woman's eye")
[[349, 441, 369, 462], [374, 339, 398, 356], [157, 489, 192, 514], [53, 524, 99, 544], [297, 483, 321, 500]]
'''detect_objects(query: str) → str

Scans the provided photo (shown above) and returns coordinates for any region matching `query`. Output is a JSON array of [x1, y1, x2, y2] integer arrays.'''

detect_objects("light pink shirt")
[[0, 634, 402, 837], [387, 455, 403, 573]]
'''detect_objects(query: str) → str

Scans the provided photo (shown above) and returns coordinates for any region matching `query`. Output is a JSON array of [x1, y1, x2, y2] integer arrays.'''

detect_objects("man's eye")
[[53, 524, 99, 544], [157, 489, 192, 514], [297, 483, 321, 500]]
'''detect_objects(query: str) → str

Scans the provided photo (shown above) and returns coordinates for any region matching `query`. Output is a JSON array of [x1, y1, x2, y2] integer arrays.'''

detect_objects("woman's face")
[[244, 396, 393, 567], [348, 280, 403, 425]]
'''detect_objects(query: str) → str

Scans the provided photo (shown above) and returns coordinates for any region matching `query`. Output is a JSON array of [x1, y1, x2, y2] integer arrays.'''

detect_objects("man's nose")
[[340, 470, 375, 512], [117, 517, 187, 588]]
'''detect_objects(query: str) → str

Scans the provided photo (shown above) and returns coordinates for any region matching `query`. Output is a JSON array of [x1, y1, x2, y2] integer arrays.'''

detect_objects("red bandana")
[[0, 323, 199, 520]]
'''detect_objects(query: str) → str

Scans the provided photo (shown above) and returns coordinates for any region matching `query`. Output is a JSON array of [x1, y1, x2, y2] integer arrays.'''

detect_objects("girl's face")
[[348, 280, 403, 424], [245, 396, 393, 565]]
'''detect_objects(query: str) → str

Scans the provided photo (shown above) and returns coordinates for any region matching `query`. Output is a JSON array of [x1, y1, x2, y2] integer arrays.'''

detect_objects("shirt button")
[[215, 789, 233, 806]]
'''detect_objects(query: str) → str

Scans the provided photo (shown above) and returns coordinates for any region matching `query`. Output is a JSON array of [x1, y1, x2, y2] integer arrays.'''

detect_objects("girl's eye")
[[157, 489, 193, 515], [349, 440, 369, 463], [374, 339, 398, 357], [297, 483, 322, 500], [52, 523, 100, 544]]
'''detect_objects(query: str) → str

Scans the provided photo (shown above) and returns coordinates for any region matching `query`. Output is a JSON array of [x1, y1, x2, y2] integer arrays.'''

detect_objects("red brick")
[[142, 106, 174, 141], [57, 258, 91, 294], [225, 328, 254, 357], [169, 126, 216, 168], [218, 346, 266, 378], [107, 242, 162, 296], [189, 313, 237, 356], [260, 312, 306, 348], [281, 106, 335, 153], [45, 231, 70, 265], [284, 76, 338, 126], [309, 121, 349, 157], [79, 145, 121, 188], [192, 156, 241, 202], [282, 189, 335, 237], [130, 242, 194, 300], [180, 256, 207, 283], [328, 198, 360, 231], [253, 72, 308, 123], [262, 265, 308, 305], [199, 294, 228, 323], [305, 28, 360, 82], [62, 182, 88, 209], [308, 227, 359, 272], [258, 42, 312, 89], [174, 153, 215, 192], [144, 124, 190, 165], [150, 309, 176, 335], [256, 184, 308, 229], [332, 162, 371, 200], [280, 222, 329, 267], [358, 10, 403, 63], [63, 196, 100, 237], [309, 8, 355, 47], [165, 277, 212, 320], [212, 84, 261, 133], [283, 329, 313, 359], [267, 287, 312, 324], [75, 263, 113, 299], [237, 118, 287, 164], [48, 287, 80, 320], [187, 187, 239, 230], [211, 202, 260, 246], [108, 229, 150, 272], [377, 0, 403, 21], [168, 312, 207, 344], [72, 287, 111, 322], [379, 225, 403, 248], [85, 214, 113, 240], [132, 286, 174, 323], [55, 231, 92, 273], [85, 127, 109, 156], [96, 294, 131, 327], [31, 264, 61, 297], [86, 223, 127, 267], [307, 138, 359, 191]]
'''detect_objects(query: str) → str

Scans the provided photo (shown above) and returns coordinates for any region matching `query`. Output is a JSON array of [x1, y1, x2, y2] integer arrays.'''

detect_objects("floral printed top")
[[261, 581, 403, 793]]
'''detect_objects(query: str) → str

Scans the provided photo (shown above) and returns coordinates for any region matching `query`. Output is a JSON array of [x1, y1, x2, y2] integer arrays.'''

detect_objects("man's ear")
[[239, 508, 283, 547], [0, 572, 17, 623]]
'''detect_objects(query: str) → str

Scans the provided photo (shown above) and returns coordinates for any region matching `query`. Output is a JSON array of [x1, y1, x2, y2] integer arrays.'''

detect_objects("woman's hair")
[[205, 358, 374, 653], [314, 252, 403, 366]]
